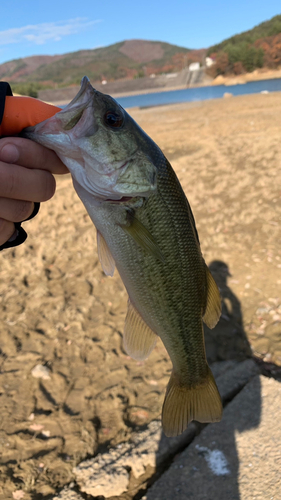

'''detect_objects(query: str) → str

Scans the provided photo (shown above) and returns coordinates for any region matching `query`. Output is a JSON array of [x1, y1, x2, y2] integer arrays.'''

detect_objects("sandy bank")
[[212, 67, 281, 86]]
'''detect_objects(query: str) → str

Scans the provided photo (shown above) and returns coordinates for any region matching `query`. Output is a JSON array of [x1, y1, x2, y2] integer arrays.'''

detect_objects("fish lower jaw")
[[104, 195, 134, 204]]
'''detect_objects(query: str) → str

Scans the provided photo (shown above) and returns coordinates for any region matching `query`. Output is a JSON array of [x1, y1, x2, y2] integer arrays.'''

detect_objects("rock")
[[223, 92, 233, 98], [31, 364, 51, 380], [52, 488, 84, 500], [75, 458, 129, 497], [12, 491, 25, 500]]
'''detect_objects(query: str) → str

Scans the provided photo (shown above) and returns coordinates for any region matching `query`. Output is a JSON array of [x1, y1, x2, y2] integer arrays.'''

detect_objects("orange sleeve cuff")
[[0, 96, 61, 136]]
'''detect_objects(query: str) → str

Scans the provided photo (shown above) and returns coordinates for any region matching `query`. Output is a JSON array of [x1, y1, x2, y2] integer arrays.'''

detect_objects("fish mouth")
[[104, 196, 134, 204], [23, 77, 97, 148], [67, 76, 92, 107]]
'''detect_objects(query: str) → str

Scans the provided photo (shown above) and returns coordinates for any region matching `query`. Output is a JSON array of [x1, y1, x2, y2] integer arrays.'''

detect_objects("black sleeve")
[[0, 82, 12, 122], [0, 82, 40, 251]]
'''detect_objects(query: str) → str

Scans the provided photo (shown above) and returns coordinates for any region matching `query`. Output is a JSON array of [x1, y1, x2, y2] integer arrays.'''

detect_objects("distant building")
[[205, 57, 214, 67], [189, 62, 200, 71]]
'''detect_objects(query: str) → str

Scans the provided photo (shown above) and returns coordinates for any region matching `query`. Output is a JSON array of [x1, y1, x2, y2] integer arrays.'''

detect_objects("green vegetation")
[[10, 82, 45, 98], [207, 14, 281, 75], [208, 15, 281, 54], [134, 70, 145, 79], [211, 45, 264, 76]]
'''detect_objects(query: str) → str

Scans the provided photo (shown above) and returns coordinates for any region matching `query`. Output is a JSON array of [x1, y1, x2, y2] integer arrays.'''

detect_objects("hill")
[[0, 40, 199, 95], [207, 14, 281, 76], [1, 14, 281, 97]]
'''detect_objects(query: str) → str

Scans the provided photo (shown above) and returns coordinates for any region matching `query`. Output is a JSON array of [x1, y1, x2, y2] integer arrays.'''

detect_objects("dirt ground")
[[0, 92, 280, 499]]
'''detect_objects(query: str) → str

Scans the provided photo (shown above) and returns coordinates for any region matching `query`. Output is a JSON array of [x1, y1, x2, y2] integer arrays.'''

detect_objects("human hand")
[[0, 137, 68, 247]]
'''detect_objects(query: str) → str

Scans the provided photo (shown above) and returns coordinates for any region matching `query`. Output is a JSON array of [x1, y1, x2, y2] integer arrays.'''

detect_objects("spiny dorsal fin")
[[162, 367, 223, 437], [123, 299, 158, 361], [120, 213, 165, 263], [203, 265, 222, 329], [97, 230, 115, 277]]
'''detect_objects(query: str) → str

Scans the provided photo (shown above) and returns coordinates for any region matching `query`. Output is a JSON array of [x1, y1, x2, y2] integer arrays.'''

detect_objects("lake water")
[[115, 78, 281, 109]]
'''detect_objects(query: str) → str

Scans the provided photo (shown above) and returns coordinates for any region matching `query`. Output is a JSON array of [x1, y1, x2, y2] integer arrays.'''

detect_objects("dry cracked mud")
[[0, 92, 280, 498]]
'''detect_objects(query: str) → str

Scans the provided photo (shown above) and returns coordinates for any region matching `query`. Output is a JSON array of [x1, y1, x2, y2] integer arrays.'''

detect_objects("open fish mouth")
[[68, 76, 92, 105], [105, 196, 134, 203]]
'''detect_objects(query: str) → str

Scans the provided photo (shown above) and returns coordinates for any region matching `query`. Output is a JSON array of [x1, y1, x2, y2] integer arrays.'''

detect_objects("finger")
[[0, 198, 34, 223], [0, 162, 56, 202], [0, 137, 69, 175], [0, 219, 15, 246]]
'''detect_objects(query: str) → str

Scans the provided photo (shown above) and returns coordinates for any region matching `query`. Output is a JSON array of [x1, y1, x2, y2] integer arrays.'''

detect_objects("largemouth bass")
[[24, 77, 223, 436]]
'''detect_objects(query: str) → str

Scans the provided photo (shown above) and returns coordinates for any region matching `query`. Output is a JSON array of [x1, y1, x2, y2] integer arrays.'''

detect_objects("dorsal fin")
[[96, 230, 115, 277], [123, 299, 158, 360], [203, 265, 221, 329]]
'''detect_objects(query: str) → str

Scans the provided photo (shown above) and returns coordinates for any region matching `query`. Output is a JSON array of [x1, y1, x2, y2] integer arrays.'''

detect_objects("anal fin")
[[203, 265, 222, 329], [124, 300, 157, 361], [162, 366, 222, 437], [97, 230, 115, 277]]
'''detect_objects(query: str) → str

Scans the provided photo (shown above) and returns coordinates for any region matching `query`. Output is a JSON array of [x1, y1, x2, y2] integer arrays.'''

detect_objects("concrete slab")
[[51, 359, 260, 499], [146, 375, 281, 500]]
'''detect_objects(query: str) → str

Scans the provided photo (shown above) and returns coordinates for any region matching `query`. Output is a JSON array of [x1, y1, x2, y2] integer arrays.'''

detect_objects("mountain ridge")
[[0, 40, 199, 89], [1, 14, 281, 96]]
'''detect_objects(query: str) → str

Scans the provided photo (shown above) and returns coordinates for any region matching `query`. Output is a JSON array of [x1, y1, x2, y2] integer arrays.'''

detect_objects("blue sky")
[[1, 1, 281, 64]]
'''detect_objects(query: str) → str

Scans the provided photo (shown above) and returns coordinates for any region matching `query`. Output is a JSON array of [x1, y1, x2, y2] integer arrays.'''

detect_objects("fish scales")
[[23, 76, 223, 436], [93, 154, 206, 381]]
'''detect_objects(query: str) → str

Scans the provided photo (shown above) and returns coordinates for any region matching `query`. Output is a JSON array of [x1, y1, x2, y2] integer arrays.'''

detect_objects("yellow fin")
[[120, 213, 165, 263], [203, 266, 222, 329], [123, 300, 158, 361], [97, 230, 115, 277], [162, 367, 223, 437]]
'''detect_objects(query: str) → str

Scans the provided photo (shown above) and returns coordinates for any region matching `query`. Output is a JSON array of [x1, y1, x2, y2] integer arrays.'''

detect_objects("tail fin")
[[162, 367, 222, 437]]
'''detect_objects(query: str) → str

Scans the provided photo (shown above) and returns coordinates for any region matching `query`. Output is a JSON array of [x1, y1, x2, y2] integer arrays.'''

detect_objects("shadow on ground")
[[152, 261, 261, 500], [205, 260, 253, 364]]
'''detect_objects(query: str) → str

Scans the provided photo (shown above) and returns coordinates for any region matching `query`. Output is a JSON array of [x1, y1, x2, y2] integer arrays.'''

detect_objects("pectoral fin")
[[120, 213, 165, 263], [203, 265, 222, 329], [97, 230, 115, 277], [123, 299, 158, 360]]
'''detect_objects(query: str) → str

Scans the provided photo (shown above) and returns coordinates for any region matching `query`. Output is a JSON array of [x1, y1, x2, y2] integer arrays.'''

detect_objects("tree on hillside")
[[208, 43, 264, 76], [255, 33, 281, 67], [206, 13, 281, 75], [207, 14, 281, 55], [207, 52, 230, 77]]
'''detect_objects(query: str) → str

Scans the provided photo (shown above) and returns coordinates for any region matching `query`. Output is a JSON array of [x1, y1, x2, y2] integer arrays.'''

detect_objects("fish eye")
[[104, 110, 124, 129]]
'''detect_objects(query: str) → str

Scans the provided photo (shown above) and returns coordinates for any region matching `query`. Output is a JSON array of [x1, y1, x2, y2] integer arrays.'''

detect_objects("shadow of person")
[[150, 261, 262, 500], [204, 260, 252, 364]]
